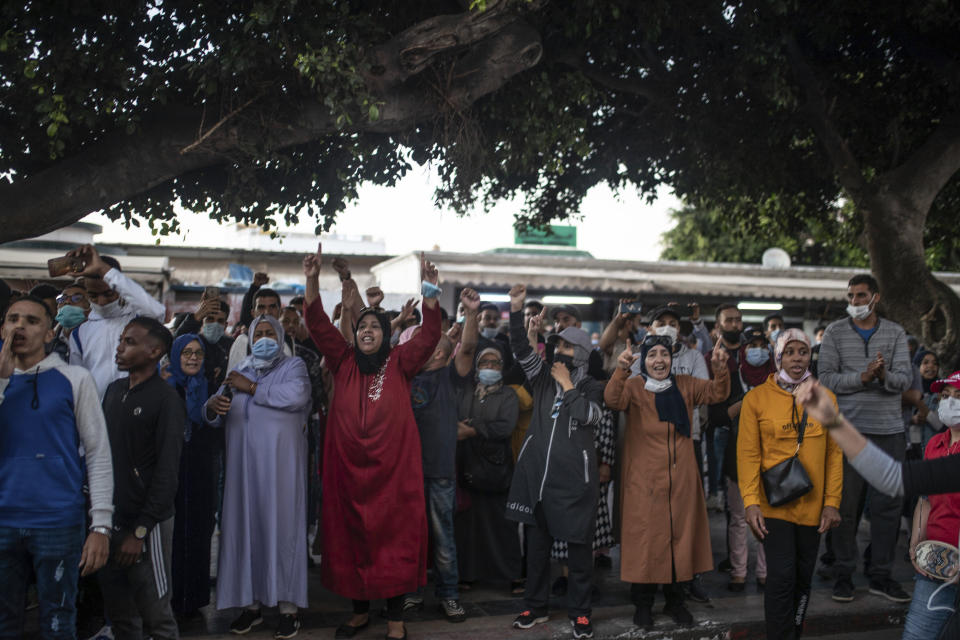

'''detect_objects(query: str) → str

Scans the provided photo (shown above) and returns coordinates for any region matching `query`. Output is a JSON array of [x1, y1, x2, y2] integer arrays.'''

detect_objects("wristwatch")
[[134, 525, 148, 540], [89, 525, 111, 538]]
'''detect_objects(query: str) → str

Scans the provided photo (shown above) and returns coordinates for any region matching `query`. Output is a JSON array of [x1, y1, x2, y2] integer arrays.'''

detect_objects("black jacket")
[[102, 373, 185, 534], [504, 310, 605, 543]]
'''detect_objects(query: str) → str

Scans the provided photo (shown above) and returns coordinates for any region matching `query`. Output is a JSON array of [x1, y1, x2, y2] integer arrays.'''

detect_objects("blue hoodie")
[[0, 354, 114, 529]]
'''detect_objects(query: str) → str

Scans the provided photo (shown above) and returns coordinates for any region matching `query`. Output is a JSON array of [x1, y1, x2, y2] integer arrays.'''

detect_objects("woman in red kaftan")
[[302, 245, 441, 640]]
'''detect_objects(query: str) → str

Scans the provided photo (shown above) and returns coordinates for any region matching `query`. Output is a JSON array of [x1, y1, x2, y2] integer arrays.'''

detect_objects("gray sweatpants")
[[98, 517, 179, 640]]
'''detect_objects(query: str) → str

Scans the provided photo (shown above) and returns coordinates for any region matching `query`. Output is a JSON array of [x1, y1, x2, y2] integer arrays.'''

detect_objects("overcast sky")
[[86, 163, 682, 260]]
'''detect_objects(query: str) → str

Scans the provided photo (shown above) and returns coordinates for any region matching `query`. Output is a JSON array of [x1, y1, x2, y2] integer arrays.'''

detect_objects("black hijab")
[[639, 338, 692, 438], [354, 308, 392, 375]]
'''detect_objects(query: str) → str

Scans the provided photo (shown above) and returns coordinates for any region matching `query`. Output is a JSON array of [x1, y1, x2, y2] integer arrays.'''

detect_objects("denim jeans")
[[903, 574, 955, 640], [425, 478, 459, 599], [0, 524, 85, 640]]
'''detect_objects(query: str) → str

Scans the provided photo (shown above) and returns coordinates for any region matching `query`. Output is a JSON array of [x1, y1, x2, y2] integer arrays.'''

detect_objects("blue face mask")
[[251, 337, 280, 360], [480, 327, 499, 340], [746, 347, 770, 367], [201, 322, 225, 344], [769, 329, 782, 345], [477, 368, 503, 385], [55, 305, 86, 329]]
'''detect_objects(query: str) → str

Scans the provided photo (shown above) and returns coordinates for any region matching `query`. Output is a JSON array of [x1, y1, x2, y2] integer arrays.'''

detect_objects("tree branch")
[[0, 10, 543, 243], [555, 50, 667, 102], [883, 111, 960, 213], [783, 35, 868, 198]]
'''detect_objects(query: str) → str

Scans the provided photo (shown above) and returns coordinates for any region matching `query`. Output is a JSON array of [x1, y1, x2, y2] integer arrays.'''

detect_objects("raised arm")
[[598, 301, 631, 356], [603, 341, 638, 411], [69, 244, 166, 321], [454, 288, 481, 377], [397, 253, 442, 378], [302, 245, 351, 370], [695, 342, 731, 405], [508, 284, 544, 381], [688, 302, 714, 354]]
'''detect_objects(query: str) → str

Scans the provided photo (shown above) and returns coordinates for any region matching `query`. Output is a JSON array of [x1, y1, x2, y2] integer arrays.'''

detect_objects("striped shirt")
[[817, 316, 912, 435]]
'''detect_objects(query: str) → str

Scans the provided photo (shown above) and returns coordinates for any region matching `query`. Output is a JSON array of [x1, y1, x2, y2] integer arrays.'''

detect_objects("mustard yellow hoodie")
[[737, 374, 843, 526]]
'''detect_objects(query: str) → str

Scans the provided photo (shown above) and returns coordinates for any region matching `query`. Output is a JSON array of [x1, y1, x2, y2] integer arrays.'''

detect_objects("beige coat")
[[604, 367, 729, 584]]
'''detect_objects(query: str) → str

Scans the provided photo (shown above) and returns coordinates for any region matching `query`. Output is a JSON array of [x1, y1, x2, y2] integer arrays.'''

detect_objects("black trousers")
[[524, 504, 594, 618], [761, 518, 820, 640], [353, 596, 403, 622], [835, 432, 904, 581], [630, 581, 684, 609]]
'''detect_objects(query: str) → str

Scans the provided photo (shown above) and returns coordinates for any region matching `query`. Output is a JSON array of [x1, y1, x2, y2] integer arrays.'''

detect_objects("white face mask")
[[644, 377, 674, 393], [938, 396, 960, 428], [654, 325, 678, 344], [846, 294, 876, 321], [91, 298, 124, 319]]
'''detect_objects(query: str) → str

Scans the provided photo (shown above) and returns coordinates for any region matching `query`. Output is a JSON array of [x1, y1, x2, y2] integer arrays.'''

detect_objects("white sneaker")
[[86, 625, 114, 640]]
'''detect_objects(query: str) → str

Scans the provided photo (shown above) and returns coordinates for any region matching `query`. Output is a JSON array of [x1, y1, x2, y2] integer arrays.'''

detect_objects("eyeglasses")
[[56, 293, 86, 305], [642, 334, 673, 350], [181, 349, 205, 360]]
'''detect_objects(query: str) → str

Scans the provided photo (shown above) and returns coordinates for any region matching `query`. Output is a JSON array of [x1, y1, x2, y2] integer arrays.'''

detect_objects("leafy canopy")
[[1, 0, 960, 257]]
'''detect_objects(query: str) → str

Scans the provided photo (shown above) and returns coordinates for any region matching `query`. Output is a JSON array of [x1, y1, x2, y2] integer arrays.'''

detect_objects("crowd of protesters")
[[2, 242, 958, 640]]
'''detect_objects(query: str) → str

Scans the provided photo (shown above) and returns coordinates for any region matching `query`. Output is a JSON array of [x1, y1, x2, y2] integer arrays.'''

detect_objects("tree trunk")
[[860, 188, 960, 371]]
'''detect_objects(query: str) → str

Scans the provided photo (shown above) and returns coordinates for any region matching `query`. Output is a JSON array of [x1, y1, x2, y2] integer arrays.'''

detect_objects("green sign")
[[514, 225, 577, 247]]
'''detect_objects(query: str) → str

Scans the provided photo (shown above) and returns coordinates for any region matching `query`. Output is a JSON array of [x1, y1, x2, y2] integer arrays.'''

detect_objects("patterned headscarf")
[[775, 328, 812, 385]]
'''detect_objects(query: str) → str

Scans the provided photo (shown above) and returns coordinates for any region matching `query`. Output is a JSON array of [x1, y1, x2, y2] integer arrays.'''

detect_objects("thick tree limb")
[[784, 35, 867, 198], [0, 12, 542, 243], [883, 111, 960, 212], [555, 50, 667, 102]]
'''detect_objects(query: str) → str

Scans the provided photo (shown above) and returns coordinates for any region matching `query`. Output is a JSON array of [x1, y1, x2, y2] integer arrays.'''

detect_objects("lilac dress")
[[208, 354, 312, 609]]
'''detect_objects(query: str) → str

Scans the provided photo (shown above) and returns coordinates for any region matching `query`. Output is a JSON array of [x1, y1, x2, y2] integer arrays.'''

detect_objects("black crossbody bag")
[[761, 404, 813, 507]]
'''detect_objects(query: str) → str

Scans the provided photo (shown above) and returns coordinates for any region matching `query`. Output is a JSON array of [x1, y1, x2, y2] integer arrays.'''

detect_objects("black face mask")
[[553, 352, 576, 372], [721, 330, 741, 345]]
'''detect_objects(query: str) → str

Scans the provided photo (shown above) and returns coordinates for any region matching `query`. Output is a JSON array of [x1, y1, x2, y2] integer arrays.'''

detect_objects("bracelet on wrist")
[[822, 413, 844, 430]]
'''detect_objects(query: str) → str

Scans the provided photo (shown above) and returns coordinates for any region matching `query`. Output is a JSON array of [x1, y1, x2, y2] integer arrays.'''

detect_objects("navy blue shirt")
[[410, 362, 466, 480]]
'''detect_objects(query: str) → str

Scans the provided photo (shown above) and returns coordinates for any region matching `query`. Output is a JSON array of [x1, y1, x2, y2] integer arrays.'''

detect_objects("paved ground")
[[22, 503, 916, 639], [179, 508, 915, 639]]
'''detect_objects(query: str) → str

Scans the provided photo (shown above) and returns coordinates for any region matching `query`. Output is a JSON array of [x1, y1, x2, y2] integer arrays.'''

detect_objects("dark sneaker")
[[633, 606, 654, 630], [401, 594, 423, 611], [571, 615, 594, 639], [717, 557, 733, 574], [551, 575, 568, 596], [274, 614, 300, 639], [664, 603, 694, 627], [512, 610, 549, 629], [684, 575, 710, 603], [869, 579, 911, 603], [439, 599, 466, 623], [230, 609, 263, 635], [832, 577, 855, 602], [727, 579, 745, 593], [594, 554, 613, 569]]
